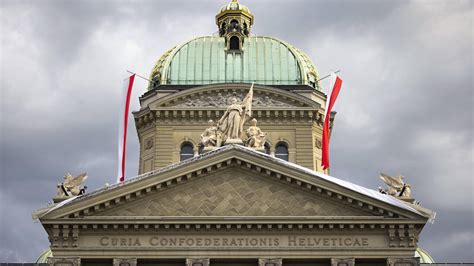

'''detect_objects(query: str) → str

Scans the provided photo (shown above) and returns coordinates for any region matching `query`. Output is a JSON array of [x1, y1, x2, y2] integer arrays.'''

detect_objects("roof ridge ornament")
[[379, 172, 414, 203]]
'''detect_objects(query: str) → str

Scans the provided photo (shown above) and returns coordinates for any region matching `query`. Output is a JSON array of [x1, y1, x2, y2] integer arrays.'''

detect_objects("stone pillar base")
[[48, 257, 80, 266], [331, 258, 355, 266], [113, 258, 137, 266], [387, 257, 420, 266]]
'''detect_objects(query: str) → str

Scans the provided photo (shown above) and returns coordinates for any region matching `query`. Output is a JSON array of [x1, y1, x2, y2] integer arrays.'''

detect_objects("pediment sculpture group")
[[201, 84, 267, 151]]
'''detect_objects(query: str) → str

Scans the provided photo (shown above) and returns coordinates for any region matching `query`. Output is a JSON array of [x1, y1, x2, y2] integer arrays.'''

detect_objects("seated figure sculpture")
[[245, 118, 267, 150], [200, 120, 220, 150]]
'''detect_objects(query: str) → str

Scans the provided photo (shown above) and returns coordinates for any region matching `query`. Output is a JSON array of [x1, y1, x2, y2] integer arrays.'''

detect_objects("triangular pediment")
[[39, 145, 428, 222], [149, 84, 321, 110], [96, 167, 370, 217]]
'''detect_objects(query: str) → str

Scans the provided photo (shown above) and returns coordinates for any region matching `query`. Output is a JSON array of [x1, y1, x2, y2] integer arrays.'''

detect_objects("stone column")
[[387, 257, 420, 266], [113, 258, 137, 266], [331, 258, 355, 266], [186, 258, 210, 266], [48, 257, 80, 266], [258, 258, 282, 266]]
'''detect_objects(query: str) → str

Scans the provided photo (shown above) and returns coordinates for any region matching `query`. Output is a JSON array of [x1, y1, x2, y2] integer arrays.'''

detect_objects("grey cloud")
[[1, 0, 472, 262]]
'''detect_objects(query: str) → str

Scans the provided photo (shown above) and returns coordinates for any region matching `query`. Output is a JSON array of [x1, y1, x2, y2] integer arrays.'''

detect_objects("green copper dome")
[[36, 248, 52, 263], [149, 36, 321, 90], [415, 247, 435, 263]]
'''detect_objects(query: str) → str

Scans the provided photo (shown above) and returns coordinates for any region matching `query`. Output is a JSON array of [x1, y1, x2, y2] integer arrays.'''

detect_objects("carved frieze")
[[172, 91, 296, 108]]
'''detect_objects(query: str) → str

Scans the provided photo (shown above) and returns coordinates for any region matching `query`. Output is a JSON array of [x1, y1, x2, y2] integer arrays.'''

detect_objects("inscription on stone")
[[94, 235, 373, 248]]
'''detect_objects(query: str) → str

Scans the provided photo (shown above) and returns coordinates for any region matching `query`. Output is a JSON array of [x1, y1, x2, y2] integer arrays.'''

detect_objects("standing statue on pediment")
[[217, 83, 254, 144], [245, 118, 267, 150]]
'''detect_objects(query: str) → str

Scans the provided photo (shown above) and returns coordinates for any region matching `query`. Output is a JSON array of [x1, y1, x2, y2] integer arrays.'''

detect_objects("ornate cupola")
[[216, 0, 254, 51]]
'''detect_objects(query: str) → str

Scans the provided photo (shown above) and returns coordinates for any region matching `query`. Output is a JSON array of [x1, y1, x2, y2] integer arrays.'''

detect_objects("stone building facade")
[[33, 0, 434, 265]]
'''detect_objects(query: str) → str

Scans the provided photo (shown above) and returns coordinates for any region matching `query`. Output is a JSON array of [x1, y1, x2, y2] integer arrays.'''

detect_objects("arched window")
[[275, 142, 289, 161], [220, 22, 226, 36], [229, 36, 240, 50], [230, 19, 239, 29], [180, 142, 194, 161], [264, 142, 271, 155], [243, 22, 248, 35]]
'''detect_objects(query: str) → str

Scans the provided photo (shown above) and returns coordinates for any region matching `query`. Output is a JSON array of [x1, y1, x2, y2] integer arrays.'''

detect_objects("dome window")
[[220, 22, 226, 36], [229, 36, 240, 50], [275, 142, 289, 161], [229, 19, 240, 32], [180, 142, 194, 161]]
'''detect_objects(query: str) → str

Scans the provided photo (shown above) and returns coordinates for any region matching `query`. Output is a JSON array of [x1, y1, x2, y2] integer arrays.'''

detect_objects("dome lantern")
[[216, 0, 253, 51]]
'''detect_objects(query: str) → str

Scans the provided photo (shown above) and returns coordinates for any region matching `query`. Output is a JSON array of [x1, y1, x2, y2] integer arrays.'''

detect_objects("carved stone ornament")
[[331, 258, 355, 266], [55, 173, 88, 198], [174, 91, 293, 108], [379, 173, 412, 198], [201, 120, 220, 150], [245, 118, 267, 150], [48, 257, 80, 266], [145, 138, 154, 150], [199, 84, 268, 150], [258, 258, 282, 266], [387, 257, 420, 266], [186, 258, 210, 266], [315, 138, 322, 149], [216, 84, 253, 145], [113, 258, 137, 266]]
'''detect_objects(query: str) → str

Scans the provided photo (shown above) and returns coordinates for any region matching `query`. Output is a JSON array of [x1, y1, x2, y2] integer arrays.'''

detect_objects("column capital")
[[258, 258, 282, 266], [387, 257, 420, 266], [48, 257, 80, 266], [113, 258, 137, 266], [186, 258, 210, 266], [331, 258, 355, 266]]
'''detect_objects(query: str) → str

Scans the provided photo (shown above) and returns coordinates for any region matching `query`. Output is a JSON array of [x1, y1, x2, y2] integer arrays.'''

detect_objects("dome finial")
[[216, 0, 254, 41]]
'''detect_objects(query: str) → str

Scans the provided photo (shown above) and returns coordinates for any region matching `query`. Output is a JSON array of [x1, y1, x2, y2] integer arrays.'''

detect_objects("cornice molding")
[[40, 148, 427, 222]]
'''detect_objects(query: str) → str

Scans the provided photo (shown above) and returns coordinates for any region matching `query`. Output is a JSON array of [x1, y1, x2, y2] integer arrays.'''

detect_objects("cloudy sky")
[[0, 0, 472, 262]]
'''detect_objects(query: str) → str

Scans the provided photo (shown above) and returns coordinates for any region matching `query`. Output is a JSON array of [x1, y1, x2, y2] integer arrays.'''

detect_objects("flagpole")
[[317, 70, 341, 82], [127, 70, 152, 82]]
